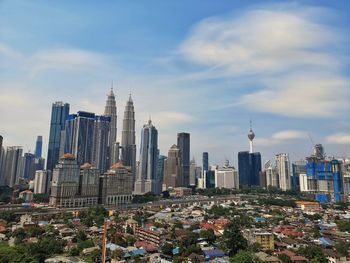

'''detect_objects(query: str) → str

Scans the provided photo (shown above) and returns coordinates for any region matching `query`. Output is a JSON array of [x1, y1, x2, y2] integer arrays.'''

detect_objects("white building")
[[264, 161, 279, 188], [214, 165, 239, 189], [276, 153, 291, 191], [34, 170, 52, 194]]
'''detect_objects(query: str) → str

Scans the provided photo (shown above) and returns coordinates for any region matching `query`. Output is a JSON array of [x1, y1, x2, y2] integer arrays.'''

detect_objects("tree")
[[221, 220, 248, 257], [335, 241, 350, 256], [200, 229, 216, 244], [230, 250, 262, 263], [298, 246, 327, 263], [77, 230, 87, 241], [278, 254, 292, 263], [161, 242, 173, 255], [70, 247, 80, 256]]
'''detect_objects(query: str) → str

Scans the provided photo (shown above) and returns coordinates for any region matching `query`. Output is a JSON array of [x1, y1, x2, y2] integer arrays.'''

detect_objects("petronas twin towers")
[[104, 87, 137, 183]]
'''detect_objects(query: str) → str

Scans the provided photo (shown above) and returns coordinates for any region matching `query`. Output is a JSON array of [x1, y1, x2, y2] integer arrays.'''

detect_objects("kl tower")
[[248, 120, 255, 153]]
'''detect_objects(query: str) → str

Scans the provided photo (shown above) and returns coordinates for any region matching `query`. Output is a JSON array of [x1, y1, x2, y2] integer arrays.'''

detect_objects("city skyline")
[[0, 1, 350, 166]]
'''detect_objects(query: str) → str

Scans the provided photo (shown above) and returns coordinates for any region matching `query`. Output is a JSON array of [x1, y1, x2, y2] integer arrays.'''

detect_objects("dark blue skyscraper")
[[47, 102, 70, 171], [202, 152, 209, 172], [238, 151, 261, 187], [177, 132, 190, 187], [35, 136, 43, 158]]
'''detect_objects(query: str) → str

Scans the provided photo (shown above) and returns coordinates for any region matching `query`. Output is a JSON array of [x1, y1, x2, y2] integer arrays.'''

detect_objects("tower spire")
[[248, 120, 255, 153]]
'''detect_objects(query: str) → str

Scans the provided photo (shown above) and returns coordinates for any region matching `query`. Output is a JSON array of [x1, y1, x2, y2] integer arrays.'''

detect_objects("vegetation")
[[220, 219, 248, 257], [132, 192, 159, 203], [230, 250, 262, 263], [336, 220, 350, 232], [297, 245, 327, 263], [33, 194, 49, 203]]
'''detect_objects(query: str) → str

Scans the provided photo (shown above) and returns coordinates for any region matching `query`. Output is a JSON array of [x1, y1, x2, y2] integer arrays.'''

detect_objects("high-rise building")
[[21, 153, 36, 182], [0, 135, 4, 184], [215, 164, 239, 189], [177, 132, 190, 187], [264, 160, 279, 188], [292, 160, 306, 191], [49, 154, 80, 207], [121, 95, 136, 185], [157, 155, 166, 192], [134, 119, 159, 195], [63, 111, 110, 173], [238, 124, 262, 187], [189, 158, 196, 186], [34, 170, 52, 194], [202, 152, 209, 172], [49, 154, 100, 207], [47, 102, 70, 171], [2, 146, 23, 187], [99, 163, 133, 205], [276, 153, 291, 191], [163, 144, 182, 190], [34, 136, 43, 158], [104, 86, 119, 165]]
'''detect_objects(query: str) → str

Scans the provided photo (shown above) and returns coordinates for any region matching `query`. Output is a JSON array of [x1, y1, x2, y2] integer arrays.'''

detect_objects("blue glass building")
[[46, 102, 70, 170], [34, 136, 43, 158], [177, 133, 190, 187], [238, 151, 262, 187], [202, 152, 209, 172]]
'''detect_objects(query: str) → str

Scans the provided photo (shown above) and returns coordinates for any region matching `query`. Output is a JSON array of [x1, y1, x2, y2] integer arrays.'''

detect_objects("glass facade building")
[[238, 151, 262, 187]]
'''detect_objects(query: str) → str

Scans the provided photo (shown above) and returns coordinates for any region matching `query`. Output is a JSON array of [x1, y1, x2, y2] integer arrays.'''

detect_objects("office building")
[[157, 155, 166, 192], [202, 152, 209, 172], [215, 164, 239, 189], [276, 153, 291, 191], [34, 136, 43, 159], [163, 144, 182, 190], [205, 165, 217, 189], [104, 86, 119, 165], [2, 146, 23, 187], [50, 154, 100, 208], [292, 160, 306, 191], [264, 160, 279, 188], [177, 132, 190, 187], [34, 170, 52, 194], [99, 163, 133, 205], [121, 95, 136, 185], [134, 119, 159, 195], [189, 158, 196, 186], [21, 153, 36, 182], [63, 111, 110, 173], [238, 124, 262, 187], [47, 102, 70, 171]]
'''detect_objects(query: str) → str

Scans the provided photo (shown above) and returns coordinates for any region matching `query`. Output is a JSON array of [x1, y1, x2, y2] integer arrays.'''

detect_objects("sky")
[[0, 0, 350, 167]]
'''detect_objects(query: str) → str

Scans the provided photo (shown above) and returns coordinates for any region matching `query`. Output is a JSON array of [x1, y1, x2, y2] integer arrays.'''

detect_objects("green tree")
[[200, 229, 216, 244], [221, 220, 248, 257], [335, 241, 350, 256], [70, 247, 80, 256], [278, 254, 292, 263], [230, 250, 262, 263], [298, 246, 327, 263]]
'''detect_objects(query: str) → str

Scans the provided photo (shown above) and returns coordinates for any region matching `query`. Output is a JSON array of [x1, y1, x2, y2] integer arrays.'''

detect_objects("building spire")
[[248, 120, 255, 153]]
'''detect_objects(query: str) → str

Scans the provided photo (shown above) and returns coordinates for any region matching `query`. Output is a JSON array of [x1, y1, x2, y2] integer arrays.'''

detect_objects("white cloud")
[[180, 5, 349, 118], [326, 133, 350, 144], [256, 130, 307, 146]]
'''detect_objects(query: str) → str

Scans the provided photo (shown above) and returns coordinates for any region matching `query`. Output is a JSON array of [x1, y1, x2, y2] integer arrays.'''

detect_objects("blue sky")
[[0, 0, 350, 166]]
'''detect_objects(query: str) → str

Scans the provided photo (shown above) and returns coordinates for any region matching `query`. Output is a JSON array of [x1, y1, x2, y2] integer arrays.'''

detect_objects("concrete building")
[[2, 146, 23, 187], [19, 190, 34, 202], [33, 170, 52, 194], [121, 95, 137, 186], [264, 160, 279, 188], [276, 153, 291, 191], [215, 165, 239, 189], [163, 145, 182, 190], [49, 154, 80, 208], [99, 163, 133, 205], [134, 119, 159, 195], [47, 102, 70, 171], [78, 163, 100, 206], [245, 229, 274, 251]]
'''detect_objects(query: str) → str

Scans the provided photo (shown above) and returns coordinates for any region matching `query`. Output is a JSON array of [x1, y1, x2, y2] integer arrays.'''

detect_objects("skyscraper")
[[121, 95, 136, 184], [34, 136, 43, 158], [47, 102, 70, 171], [276, 153, 291, 191], [202, 152, 209, 172], [163, 144, 182, 190], [189, 158, 196, 186], [238, 124, 261, 187], [34, 170, 52, 194], [63, 111, 110, 173], [2, 146, 23, 187], [104, 86, 119, 165], [177, 132, 190, 187], [134, 119, 159, 195], [157, 155, 167, 192]]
